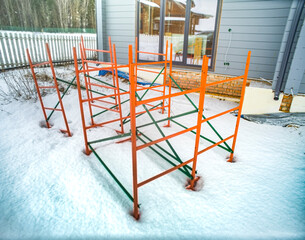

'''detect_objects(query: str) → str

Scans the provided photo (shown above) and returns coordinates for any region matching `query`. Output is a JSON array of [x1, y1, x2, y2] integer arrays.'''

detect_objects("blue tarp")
[[99, 69, 159, 86]]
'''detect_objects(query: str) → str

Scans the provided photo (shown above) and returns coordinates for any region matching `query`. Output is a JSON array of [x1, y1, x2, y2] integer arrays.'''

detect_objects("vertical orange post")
[[135, 37, 138, 89], [129, 45, 139, 220], [162, 40, 168, 114], [190, 55, 209, 189], [166, 43, 173, 127], [227, 51, 251, 162], [45, 43, 71, 136], [26, 49, 51, 129], [73, 47, 90, 155], [81, 36, 94, 102], [113, 44, 124, 134], [109, 37, 118, 109], [79, 43, 95, 126]]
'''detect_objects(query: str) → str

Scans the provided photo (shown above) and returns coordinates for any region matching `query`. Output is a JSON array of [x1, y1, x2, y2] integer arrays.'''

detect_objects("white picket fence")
[[0, 31, 97, 70]]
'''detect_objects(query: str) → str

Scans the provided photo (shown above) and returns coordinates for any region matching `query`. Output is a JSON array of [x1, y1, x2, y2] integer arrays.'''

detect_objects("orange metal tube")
[[26, 49, 51, 129], [38, 86, 56, 89], [87, 82, 117, 90], [167, 43, 173, 127], [137, 87, 201, 107], [45, 44, 71, 137], [138, 157, 195, 188], [137, 51, 165, 56], [162, 40, 168, 114], [136, 68, 165, 75], [80, 43, 94, 125], [206, 75, 244, 87], [198, 135, 234, 156], [91, 104, 120, 112], [84, 48, 110, 53], [44, 107, 62, 111], [200, 106, 240, 124], [190, 55, 208, 189], [129, 45, 139, 220], [109, 37, 118, 110], [33, 61, 49, 67], [228, 51, 251, 162], [136, 61, 166, 66], [73, 47, 90, 155]]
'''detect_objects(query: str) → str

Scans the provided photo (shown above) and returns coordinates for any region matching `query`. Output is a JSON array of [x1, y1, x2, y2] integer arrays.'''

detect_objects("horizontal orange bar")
[[136, 84, 164, 92], [206, 75, 244, 87], [200, 106, 239, 124], [137, 61, 166, 66], [137, 87, 200, 106], [84, 60, 114, 66], [81, 90, 130, 103], [198, 135, 234, 156], [38, 86, 56, 89], [85, 48, 110, 53], [33, 61, 49, 67], [79, 65, 115, 74], [137, 124, 198, 151], [85, 105, 165, 130], [137, 68, 165, 75], [87, 82, 116, 90], [137, 51, 165, 56], [138, 157, 194, 188], [95, 99, 116, 105], [91, 104, 119, 113], [45, 107, 61, 111]]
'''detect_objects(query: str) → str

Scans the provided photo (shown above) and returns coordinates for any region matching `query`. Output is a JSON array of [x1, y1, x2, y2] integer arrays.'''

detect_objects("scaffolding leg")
[[228, 51, 251, 162]]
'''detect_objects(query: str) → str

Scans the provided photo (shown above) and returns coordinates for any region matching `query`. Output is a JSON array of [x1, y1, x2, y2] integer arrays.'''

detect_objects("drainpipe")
[[274, 0, 304, 100]]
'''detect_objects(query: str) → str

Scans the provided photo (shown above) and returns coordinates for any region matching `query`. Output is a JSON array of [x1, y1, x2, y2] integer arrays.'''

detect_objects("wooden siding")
[[214, 0, 292, 79]]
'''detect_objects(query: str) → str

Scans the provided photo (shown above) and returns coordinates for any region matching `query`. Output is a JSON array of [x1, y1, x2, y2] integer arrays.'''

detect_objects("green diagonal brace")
[[137, 134, 192, 179], [136, 109, 197, 129], [135, 92, 191, 176], [46, 67, 83, 121], [56, 77, 115, 99], [86, 74, 127, 93], [88, 132, 131, 145], [122, 67, 165, 124], [138, 130, 193, 172], [169, 75, 232, 152], [88, 143, 137, 205], [171, 119, 232, 153], [123, 102, 163, 125], [91, 98, 130, 119]]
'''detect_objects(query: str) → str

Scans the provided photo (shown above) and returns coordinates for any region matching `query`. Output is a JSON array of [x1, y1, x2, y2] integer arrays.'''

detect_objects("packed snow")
[[0, 67, 304, 239]]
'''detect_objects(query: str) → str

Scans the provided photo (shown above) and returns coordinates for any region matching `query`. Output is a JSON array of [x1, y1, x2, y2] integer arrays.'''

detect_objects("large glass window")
[[138, 0, 220, 67]]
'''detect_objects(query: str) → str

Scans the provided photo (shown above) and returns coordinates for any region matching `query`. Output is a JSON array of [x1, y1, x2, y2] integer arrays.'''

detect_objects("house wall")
[[214, 0, 292, 80], [283, 12, 305, 94], [96, 0, 136, 64]]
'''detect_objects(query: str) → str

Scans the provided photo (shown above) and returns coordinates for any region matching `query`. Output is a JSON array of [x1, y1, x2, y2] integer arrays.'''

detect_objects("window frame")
[[136, 0, 222, 70]]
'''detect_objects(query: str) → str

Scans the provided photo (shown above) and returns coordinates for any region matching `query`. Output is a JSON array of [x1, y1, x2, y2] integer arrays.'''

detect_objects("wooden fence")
[[0, 31, 97, 70]]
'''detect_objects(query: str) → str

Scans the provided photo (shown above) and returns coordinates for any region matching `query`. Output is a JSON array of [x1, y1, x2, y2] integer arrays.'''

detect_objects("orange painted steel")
[[127, 48, 251, 216], [26, 43, 71, 137], [74, 34, 251, 218], [129, 45, 139, 220], [79, 36, 125, 135], [75, 36, 127, 154], [227, 52, 251, 162]]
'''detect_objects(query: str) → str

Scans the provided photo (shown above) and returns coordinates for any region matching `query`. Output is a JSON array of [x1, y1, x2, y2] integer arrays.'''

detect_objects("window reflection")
[[187, 0, 217, 65], [139, 0, 161, 61]]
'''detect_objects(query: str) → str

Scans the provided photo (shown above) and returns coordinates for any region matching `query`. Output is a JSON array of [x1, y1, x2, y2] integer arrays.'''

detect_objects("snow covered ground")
[[0, 68, 305, 239]]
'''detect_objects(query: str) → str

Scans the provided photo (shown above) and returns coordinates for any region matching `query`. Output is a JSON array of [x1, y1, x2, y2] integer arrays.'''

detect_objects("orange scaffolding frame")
[[128, 44, 251, 219], [73, 36, 251, 219], [27, 43, 71, 136]]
